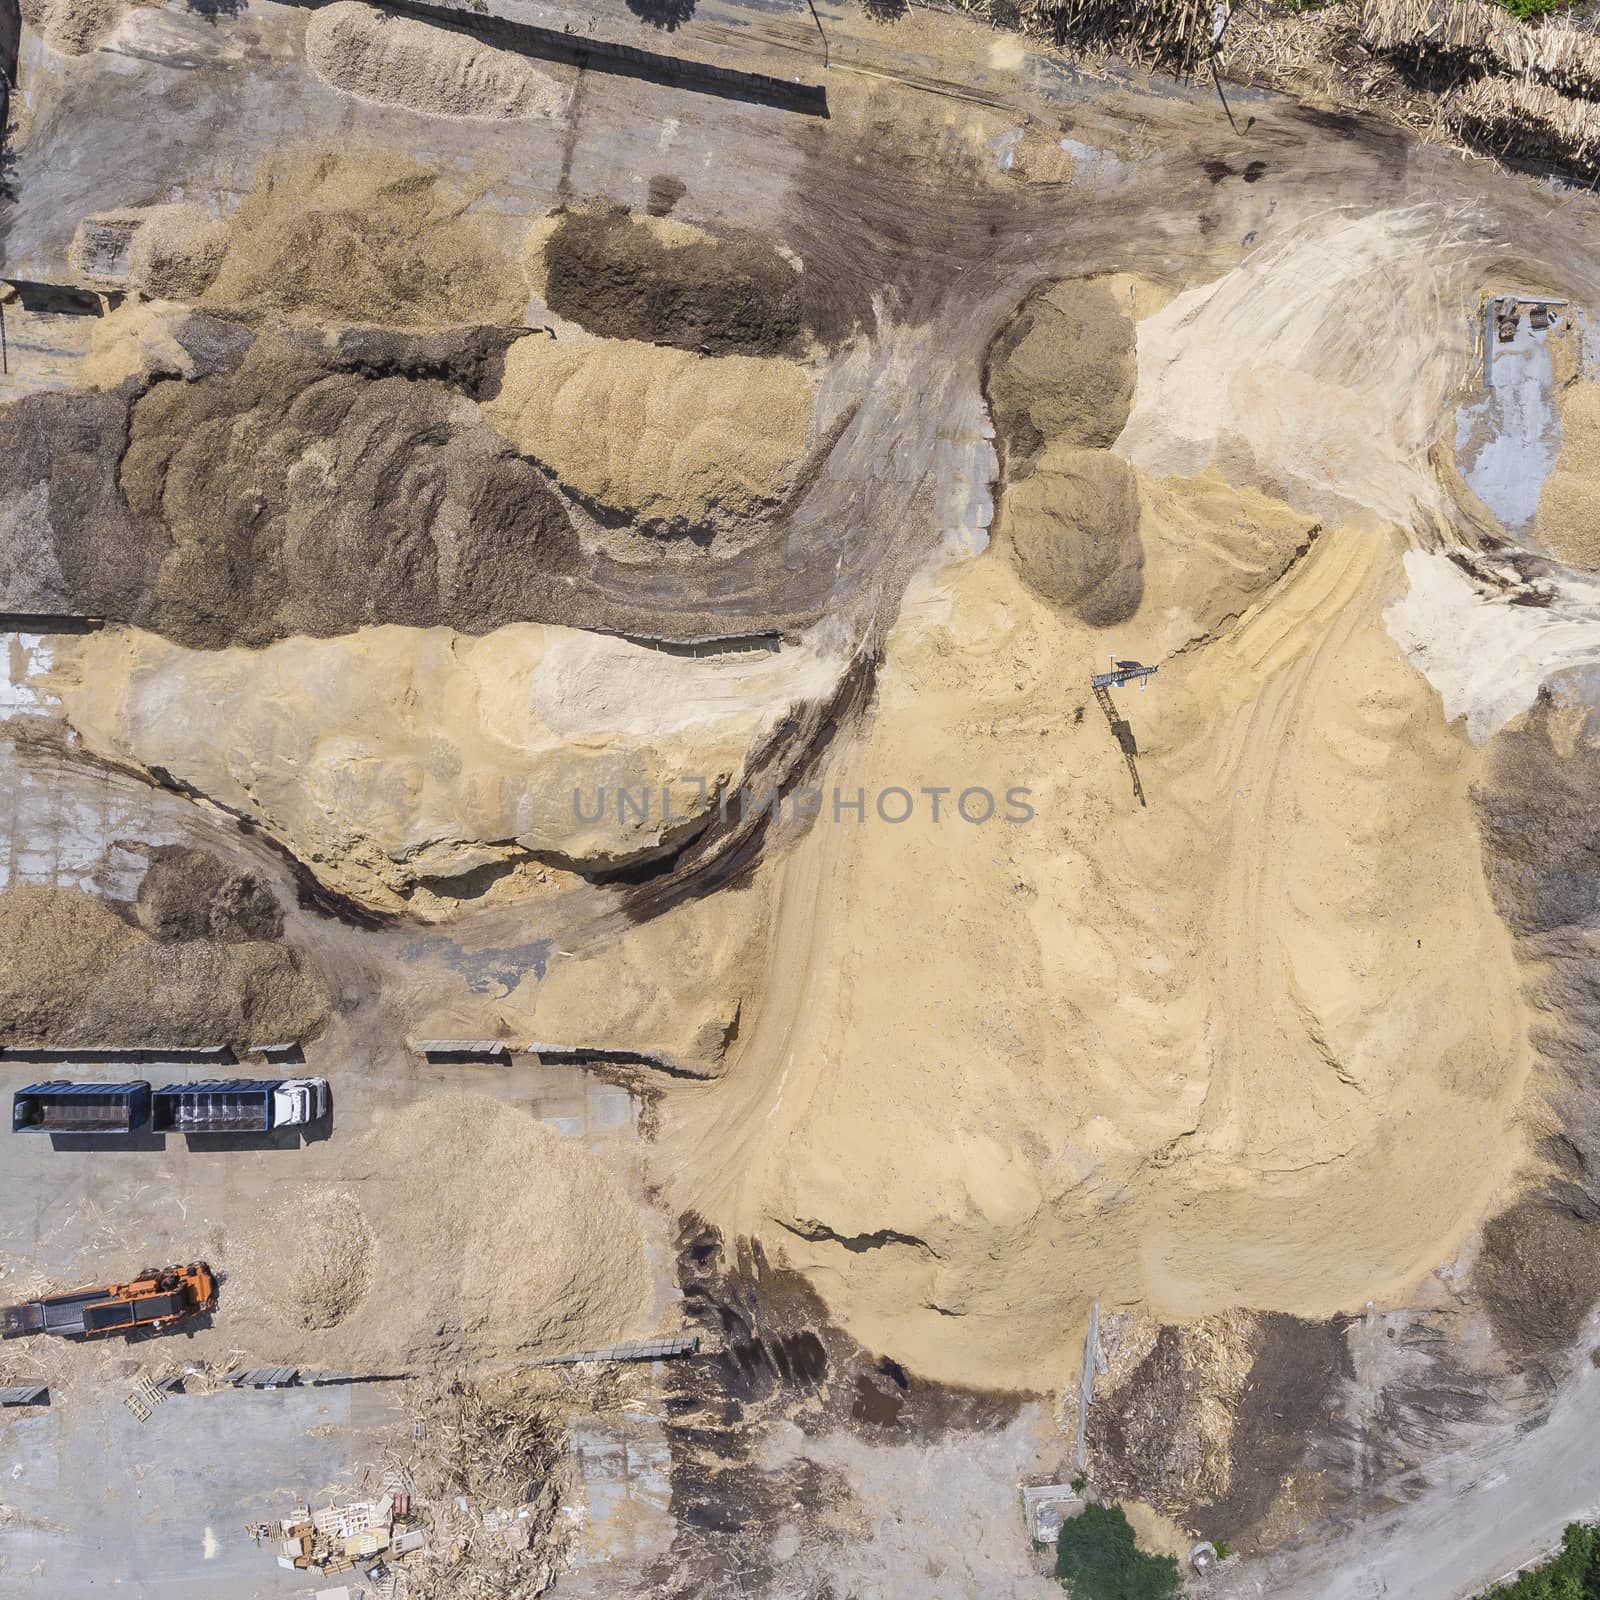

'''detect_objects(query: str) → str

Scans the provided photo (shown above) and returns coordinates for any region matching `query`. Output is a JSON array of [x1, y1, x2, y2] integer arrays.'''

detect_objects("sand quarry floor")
[[9, 0, 1600, 1592]]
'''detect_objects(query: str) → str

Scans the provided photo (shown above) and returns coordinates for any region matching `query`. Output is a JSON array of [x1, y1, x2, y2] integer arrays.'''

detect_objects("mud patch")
[[540, 208, 804, 357], [650, 1216, 1026, 1594]]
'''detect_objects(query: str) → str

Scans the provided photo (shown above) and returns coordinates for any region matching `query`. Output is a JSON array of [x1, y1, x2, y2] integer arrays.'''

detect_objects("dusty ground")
[[7, 0, 1600, 1593]]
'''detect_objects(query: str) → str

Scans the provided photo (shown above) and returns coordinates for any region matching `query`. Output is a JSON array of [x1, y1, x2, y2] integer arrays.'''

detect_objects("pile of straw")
[[1498, 19, 1600, 98], [1358, 0, 1518, 66], [1360, 0, 1600, 100], [961, 0, 1216, 72], [1447, 74, 1600, 174]]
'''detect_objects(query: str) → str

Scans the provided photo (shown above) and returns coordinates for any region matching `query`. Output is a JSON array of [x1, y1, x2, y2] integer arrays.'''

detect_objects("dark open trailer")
[[12, 1081, 151, 1133]]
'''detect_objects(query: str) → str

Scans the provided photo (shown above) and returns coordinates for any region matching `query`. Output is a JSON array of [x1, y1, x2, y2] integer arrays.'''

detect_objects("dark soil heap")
[[0, 321, 582, 649], [1472, 706, 1600, 1359], [985, 276, 1143, 627], [0, 848, 330, 1049], [541, 208, 804, 357], [985, 275, 1137, 473]]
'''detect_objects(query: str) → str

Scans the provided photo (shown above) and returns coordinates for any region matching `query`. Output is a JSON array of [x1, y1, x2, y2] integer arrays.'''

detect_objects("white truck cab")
[[271, 1078, 330, 1128]]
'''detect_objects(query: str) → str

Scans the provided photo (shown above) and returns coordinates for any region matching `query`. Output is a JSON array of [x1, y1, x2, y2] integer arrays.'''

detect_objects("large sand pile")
[[306, 2, 572, 121], [656, 527, 1530, 1388], [1118, 208, 1485, 526], [0, 870, 329, 1049], [537, 208, 805, 356], [233, 1096, 652, 1365], [53, 622, 847, 914], [203, 150, 525, 328], [485, 330, 817, 532]]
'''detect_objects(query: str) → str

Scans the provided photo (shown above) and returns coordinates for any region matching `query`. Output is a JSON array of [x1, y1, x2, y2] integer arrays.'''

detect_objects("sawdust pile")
[[986, 274, 1137, 470], [247, 1096, 651, 1364], [126, 203, 228, 302], [658, 525, 1530, 1389], [244, 1188, 374, 1331], [1469, 705, 1600, 1360], [19, 0, 130, 54], [0, 880, 329, 1050], [135, 844, 284, 943], [0, 324, 578, 648], [306, 1, 572, 121], [485, 329, 817, 532], [1090, 1311, 1349, 1543], [1001, 444, 1142, 625], [54, 622, 845, 915], [538, 208, 805, 356], [1536, 381, 1600, 569], [203, 150, 525, 328], [1474, 1197, 1600, 1358]]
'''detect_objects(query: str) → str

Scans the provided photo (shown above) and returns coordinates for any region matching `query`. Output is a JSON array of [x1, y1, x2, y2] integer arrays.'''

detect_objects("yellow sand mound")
[[485, 330, 817, 531], [306, 2, 573, 121], [203, 149, 524, 328], [1536, 380, 1600, 568]]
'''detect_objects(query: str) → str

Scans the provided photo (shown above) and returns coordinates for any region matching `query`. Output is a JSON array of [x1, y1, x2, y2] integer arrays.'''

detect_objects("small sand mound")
[[203, 149, 525, 328], [485, 328, 816, 532], [127, 203, 228, 301], [307, 2, 572, 121], [538, 207, 805, 357], [1001, 443, 1143, 625], [251, 1188, 374, 1331], [986, 275, 1137, 468]]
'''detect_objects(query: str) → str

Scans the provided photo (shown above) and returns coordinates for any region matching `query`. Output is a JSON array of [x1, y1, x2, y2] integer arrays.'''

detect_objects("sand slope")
[[656, 522, 1529, 1388], [52, 622, 846, 915]]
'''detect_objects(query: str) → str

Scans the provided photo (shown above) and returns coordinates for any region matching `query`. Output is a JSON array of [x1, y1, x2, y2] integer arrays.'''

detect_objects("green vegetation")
[[1213, 1541, 1231, 1561], [1484, 1522, 1600, 1599], [1493, 0, 1569, 19], [1071, 1473, 1089, 1494], [1055, 1505, 1183, 1600]]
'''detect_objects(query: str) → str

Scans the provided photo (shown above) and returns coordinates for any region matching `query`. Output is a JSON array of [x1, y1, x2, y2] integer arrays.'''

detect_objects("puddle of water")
[[1455, 312, 1564, 531]]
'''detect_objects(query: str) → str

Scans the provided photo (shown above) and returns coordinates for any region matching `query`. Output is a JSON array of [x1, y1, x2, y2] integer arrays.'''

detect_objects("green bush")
[[1493, 0, 1570, 19], [1055, 1505, 1183, 1600], [1484, 1522, 1600, 1599]]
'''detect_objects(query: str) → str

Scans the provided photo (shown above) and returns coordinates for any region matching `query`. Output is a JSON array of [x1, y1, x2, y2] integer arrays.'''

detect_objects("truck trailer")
[[12, 1081, 151, 1134], [150, 1078, 329, 1134], [1, 1262, 215, 1339]]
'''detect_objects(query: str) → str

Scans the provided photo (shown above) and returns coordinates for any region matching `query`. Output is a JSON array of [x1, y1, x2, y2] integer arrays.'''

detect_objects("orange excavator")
[[1, 1262, 215, 1340]]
